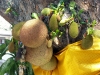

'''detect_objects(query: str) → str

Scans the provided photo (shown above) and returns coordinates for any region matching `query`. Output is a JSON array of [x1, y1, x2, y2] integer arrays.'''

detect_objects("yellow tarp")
[[32, 37, 100, 75]]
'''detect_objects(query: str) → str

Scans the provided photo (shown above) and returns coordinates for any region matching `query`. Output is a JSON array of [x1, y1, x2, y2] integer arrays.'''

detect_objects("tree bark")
[[0, 0, 57, 24], [0, 0, 100, 27], [75, 0, 100, 29]]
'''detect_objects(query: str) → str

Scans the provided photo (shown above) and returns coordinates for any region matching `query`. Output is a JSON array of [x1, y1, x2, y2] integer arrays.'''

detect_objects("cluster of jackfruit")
[[8, 6, 100, 72], [9, 18, 57, 71]]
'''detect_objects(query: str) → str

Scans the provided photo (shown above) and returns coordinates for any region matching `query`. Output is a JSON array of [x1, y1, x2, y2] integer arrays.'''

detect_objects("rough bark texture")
[[75, 0, 100, 29], [0, 0, 57, 24], [0, 0, 100, 26]]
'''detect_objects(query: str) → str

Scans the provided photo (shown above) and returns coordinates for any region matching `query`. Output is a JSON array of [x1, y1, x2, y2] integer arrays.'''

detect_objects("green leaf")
[[0, 39, 10, 54], [0, 45, 8, 59], [69, 1, 76, 10], [50, 4, 57, 10], [11, 10, 18, 16], [80, 21, 86, 24], [8, 63, 16, 75], [25, 62, 34, 75], [87, 27, 94, 35], [56, 29, 60, 35], [57, 0, 63, 7], [0, 57, 15, 75], [14, 61, 19, 75], [91, 20, 96, 27], [78, 9, 84, 15], [5, 39, 11, 46], [71, 9, 76, 16], [56, 1, 65, 13], [51, 31, 57, 38], [0, 44, 6, 53]]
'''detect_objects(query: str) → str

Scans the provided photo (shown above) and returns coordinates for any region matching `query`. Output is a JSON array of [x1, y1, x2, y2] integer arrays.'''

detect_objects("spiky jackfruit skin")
[[49, 14, 58, 31], [25, 41, 53, 66], [81, 35, 93, 49], [93, 29, 100, 38], [69, 22, 79, 38], [20, 19, 48, 48], [41, 8, 53, 16], [12, 22, 25, 40], [8, 42, 15, 53], [40, 56, 57, 71]]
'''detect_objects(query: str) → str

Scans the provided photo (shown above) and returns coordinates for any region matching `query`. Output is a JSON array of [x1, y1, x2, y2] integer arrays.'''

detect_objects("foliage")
[[5, 2, 18, 16], [0, 38, 34, 75]]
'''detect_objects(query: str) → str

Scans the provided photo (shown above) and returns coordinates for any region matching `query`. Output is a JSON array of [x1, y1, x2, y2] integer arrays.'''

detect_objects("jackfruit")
[[12, 21, 25, 40], [49, 14, 58, 31], [69, 22, 79, 38], [40, 56, 57, 71], [81, 35, 93, 49], [41, 8, 53, 16], [25, 41, 53, 66], [93, 29, 100, 38], [20, 19, 48, 48], [8, 41, 15, 53]]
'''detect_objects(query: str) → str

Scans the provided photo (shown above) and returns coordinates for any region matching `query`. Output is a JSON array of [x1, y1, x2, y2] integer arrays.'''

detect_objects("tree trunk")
[[75, 0, 100, 29], [0, 0, 57, 24], [0, 0, 100, 26]]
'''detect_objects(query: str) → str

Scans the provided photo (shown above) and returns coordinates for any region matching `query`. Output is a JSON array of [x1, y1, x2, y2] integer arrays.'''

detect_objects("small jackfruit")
[[81, 35, 93, 49], [93, 29, 100, 38], [69, 22, 79, 38], [49, 14, 58, 31], [8, 42, 15, 53], [41, 8, 53, 16], [12, 21, 25, 40], [5, 7, 11, 14]]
